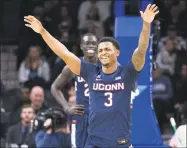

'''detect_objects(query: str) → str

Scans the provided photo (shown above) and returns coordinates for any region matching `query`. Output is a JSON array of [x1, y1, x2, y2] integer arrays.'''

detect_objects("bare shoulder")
[[52, 65, 74, 88], [62, 65, 74, 77]]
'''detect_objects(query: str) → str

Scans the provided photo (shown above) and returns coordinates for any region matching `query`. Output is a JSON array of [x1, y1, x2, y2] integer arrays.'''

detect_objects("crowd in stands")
[[153, 0, 187, 134], [0, 0, 187, 147]]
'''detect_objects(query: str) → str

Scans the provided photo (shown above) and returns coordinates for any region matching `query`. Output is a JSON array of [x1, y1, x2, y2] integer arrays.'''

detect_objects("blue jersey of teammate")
[[74, 58, 100, 116], [74, 74, 89, 116], [74, 58, 99, 148], [80, 60, 138, 147]]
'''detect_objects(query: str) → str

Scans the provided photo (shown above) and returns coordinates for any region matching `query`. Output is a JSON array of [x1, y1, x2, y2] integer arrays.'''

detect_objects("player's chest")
[[89, 73, 128, 92]]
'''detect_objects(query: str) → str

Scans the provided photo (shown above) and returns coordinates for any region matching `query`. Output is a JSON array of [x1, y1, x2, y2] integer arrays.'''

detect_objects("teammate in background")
[[24, 4, 159, 147], [51, 33, 98, 148]]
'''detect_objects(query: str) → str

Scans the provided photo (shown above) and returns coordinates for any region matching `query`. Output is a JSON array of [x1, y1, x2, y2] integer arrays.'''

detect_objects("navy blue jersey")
[[74, 75, 89, 115], [80, 60, 138, 147], [74, 58, 100, 117]]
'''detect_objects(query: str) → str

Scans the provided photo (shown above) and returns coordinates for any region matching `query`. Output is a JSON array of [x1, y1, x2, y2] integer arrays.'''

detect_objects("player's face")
[[98, 42, 119, 67], [81, 35, 97, 58]]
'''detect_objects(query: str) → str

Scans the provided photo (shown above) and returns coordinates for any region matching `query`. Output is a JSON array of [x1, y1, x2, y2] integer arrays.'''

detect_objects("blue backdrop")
[[115, 16, 164, 147]]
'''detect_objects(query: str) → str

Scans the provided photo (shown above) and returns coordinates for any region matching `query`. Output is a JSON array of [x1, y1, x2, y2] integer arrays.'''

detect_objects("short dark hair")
[[21, 104, 34, 112], [98, 37, 120, 50]]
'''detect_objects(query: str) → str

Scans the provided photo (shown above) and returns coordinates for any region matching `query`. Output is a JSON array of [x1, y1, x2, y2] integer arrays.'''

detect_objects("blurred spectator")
[[86, 4, 100, 21], [57, 5, 74, 48], [153, 68, 173, 133], [17, 6, 47, 68], [174, 38, 187, 74], [156, 39, 176, 76], [81, 20, 104, 39], [79, 1, 104, 39], [18, 45, 50, 84], [8, 82, 32, 125], [29, 86, 48, 114], [59, 31, 72, 48], [42, 0, 61, 36], [103, 1, 114, 36], [168, 0, 187, 36], [174, 64, 187, 110], [177, 0, 187, 37], [154, 0, 174, 36], [169, 3, 181, 26], [43, 0, 60, 20], [35, 109, 71, 148], [21, 82, 31, 101], [155, 0, 187, 37], [78, 0, 111, 29], [58, 6, 72, 33], [159, 25, 185, 52], [6, 105, 36, 148], [3, 88, 31, 126], [9, 85, 48, 126], [44, 0, 54, 13], [33, 5, 44, 21]]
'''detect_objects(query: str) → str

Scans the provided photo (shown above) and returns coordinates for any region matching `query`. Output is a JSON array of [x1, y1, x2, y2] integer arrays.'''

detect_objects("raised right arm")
[[24, 15, 81, 75], [40, 28, 81, 75]]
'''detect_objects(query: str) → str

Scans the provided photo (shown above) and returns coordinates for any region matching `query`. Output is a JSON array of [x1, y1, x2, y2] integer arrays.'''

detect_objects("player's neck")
[[84, 56, 97, 64], [102, 62, 118, 74]]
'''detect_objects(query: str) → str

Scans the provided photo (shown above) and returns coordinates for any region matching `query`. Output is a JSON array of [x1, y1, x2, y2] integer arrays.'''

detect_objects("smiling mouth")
[[101, 56, 109, 60], [87, 49, 95, 54]]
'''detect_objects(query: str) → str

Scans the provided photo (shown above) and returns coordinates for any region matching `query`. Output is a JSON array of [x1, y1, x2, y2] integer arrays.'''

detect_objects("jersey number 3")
[[104, 92, 113, 107]]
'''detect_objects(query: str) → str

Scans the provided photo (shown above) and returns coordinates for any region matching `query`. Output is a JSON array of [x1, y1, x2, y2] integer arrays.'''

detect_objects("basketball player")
[[51, 33, 98, 148], [24, 4, 159, 147]]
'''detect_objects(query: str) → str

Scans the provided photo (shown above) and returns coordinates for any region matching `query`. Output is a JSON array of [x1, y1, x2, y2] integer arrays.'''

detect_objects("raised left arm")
[[132, 4, 159, 71]]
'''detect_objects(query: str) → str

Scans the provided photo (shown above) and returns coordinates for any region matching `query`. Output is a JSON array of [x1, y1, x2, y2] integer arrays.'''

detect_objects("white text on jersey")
[[77, 76, 85, 82], [93, 83, 125, 91]]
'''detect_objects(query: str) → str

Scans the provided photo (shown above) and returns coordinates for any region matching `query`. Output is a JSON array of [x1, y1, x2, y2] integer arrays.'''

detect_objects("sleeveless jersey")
[[80, 60, 138, 147]]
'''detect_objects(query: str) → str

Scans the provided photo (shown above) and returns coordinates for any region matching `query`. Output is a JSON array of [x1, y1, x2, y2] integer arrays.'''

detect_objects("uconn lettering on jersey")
[[93, 83, 124, 91], [77, 76, 85, 82], [75, 76, 89, 97]]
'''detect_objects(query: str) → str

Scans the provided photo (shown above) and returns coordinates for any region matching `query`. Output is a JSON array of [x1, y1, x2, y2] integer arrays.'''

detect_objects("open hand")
[[140, 4, 159, 23], [24, 15, 43, 33], [67, 104, 84, 115]]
